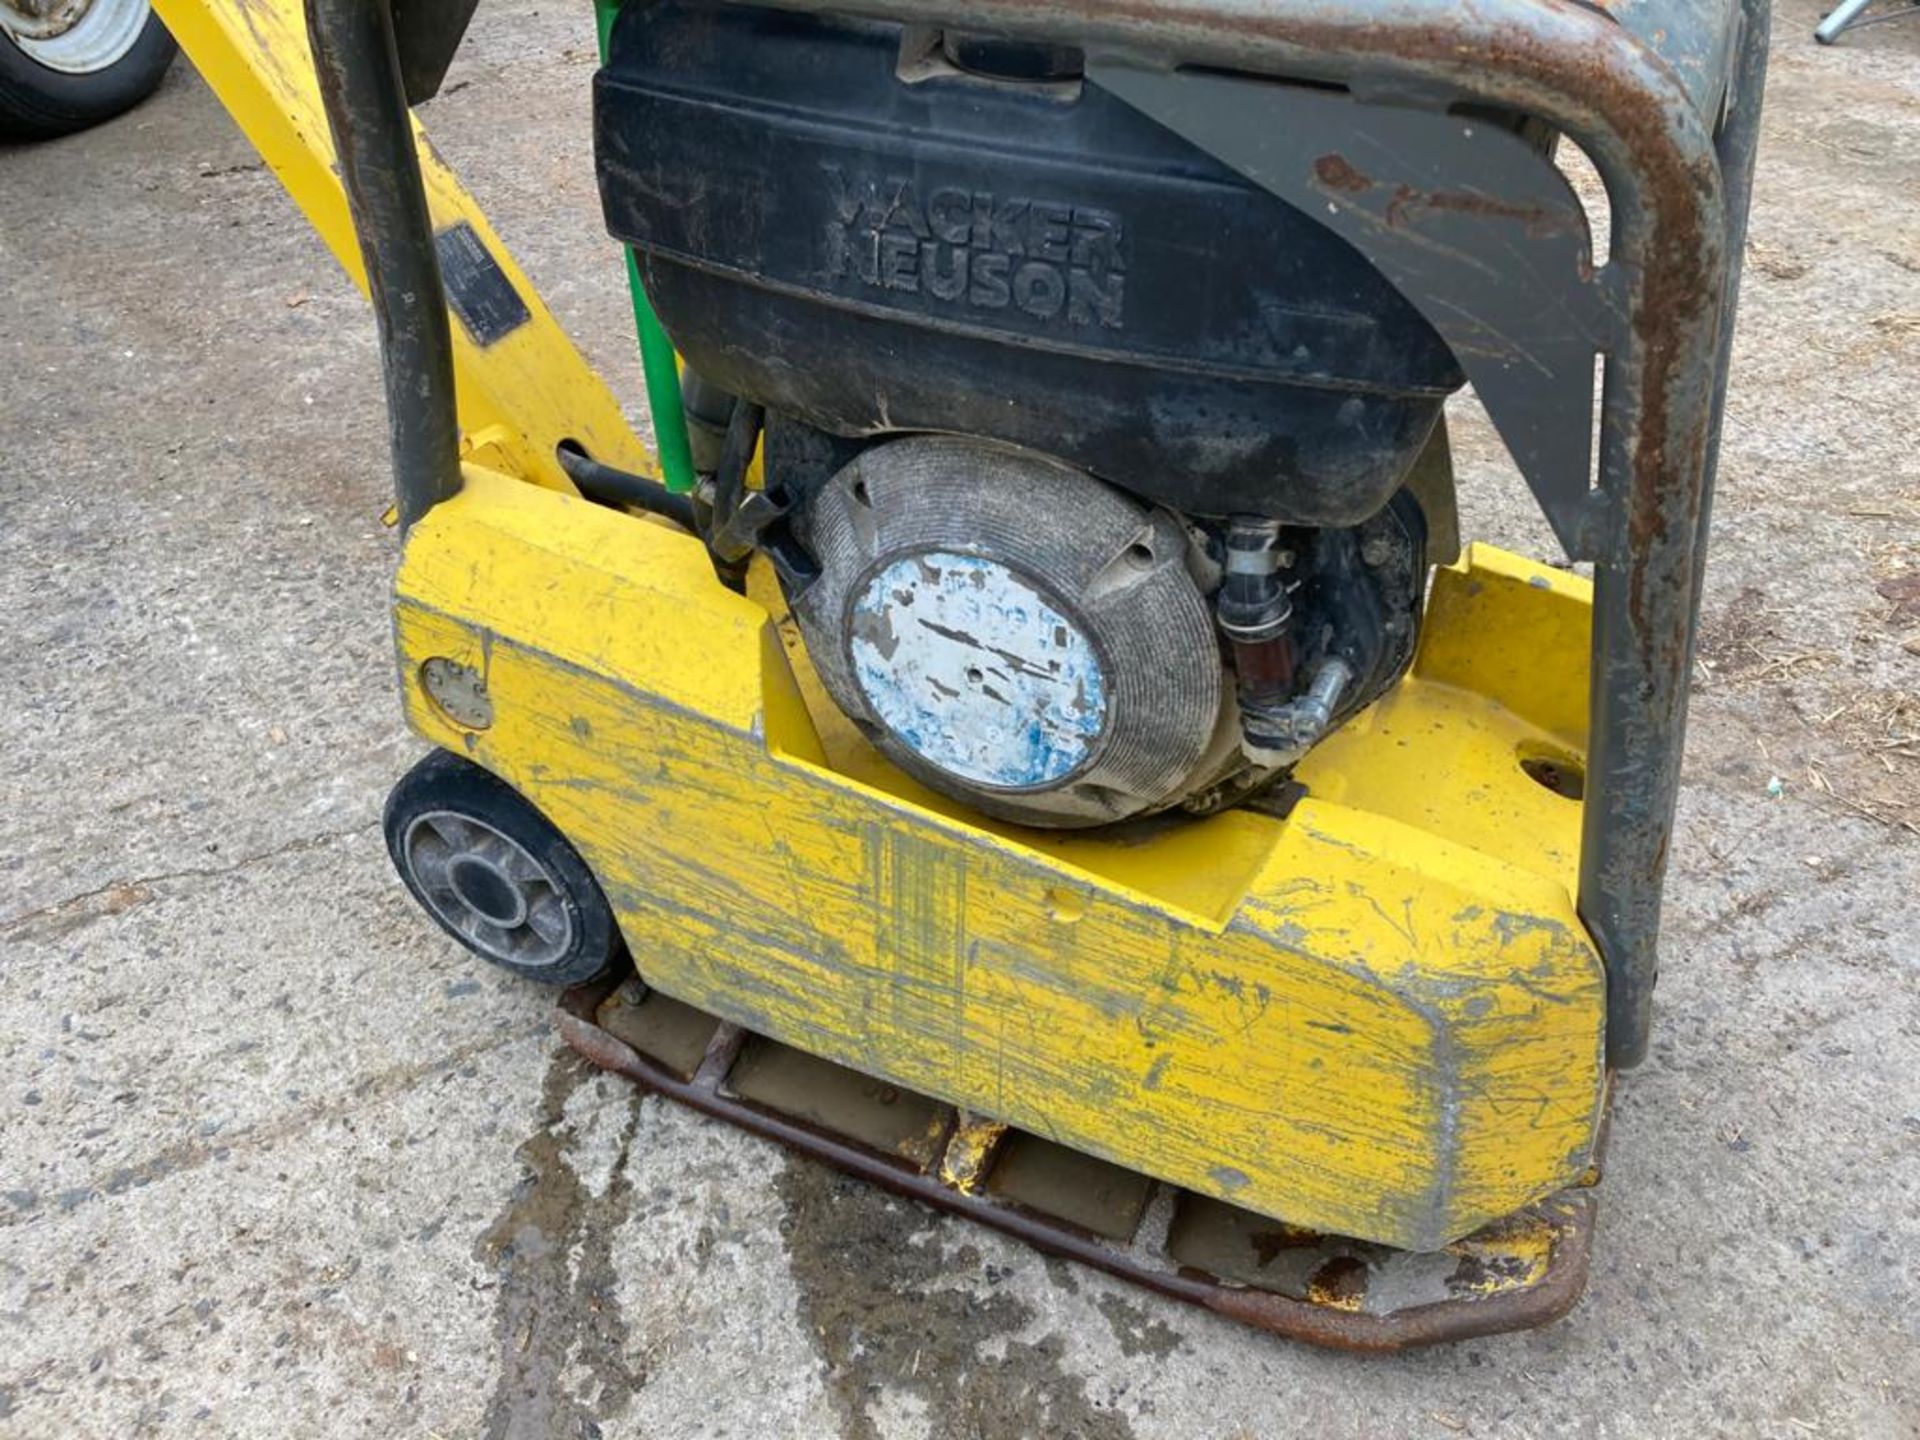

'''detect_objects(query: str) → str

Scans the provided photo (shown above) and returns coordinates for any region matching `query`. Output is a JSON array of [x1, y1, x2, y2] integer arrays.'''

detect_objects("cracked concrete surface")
[[2, 2, 1916, 1436]]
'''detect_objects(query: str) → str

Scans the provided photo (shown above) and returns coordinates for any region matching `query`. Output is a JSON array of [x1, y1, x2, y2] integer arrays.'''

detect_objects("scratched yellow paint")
[[1301, 549, 1596, 895], [149, 0, 655, 490], [394, 469, 1605, 1251]]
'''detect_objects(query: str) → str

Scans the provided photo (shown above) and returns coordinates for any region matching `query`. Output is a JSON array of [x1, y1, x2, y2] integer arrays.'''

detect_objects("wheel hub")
[[1, 0, 148, 74], [402, 810, 574, 969], [0, 0, 88, 42], [448, 855, 530, 929]]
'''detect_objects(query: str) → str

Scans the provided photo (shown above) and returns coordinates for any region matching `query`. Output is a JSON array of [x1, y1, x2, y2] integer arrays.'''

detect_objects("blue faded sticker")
[[850, 552, 1106, 789]]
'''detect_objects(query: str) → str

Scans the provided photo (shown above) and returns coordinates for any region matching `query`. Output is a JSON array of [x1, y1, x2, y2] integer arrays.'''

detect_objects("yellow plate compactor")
[[156, 0, 1767, 1347]]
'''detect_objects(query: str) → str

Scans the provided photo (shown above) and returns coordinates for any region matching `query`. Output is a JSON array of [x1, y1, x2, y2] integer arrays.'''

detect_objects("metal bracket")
[[1090, 63, 1621, 559], [390, 0, 479, 103]]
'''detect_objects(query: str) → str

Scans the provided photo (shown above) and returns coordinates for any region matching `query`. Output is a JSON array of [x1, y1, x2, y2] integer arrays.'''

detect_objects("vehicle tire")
[[384, 749, 623, 987], [0, 0, 176, 140]]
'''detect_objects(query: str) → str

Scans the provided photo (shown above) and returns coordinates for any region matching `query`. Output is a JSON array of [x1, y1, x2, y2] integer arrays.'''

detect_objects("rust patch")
[[1315, 152, 1582, 239], [1313, 153, 1372, 193], [1383, 183, 1585, 238], [1306, 1254, 1370, 1311]]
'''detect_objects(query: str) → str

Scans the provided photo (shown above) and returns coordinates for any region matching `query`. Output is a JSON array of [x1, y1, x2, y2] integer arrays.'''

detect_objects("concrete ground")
[[2, 3, 1916, 1436]]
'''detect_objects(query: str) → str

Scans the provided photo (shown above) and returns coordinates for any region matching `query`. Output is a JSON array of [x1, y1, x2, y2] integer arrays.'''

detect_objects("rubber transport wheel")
[[384, 748, 622, 987], [0, 0, 177, 140]]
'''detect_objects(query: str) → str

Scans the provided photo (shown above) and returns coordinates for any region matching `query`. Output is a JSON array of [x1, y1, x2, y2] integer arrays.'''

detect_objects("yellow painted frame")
[[394, 469, 1605, 1252]]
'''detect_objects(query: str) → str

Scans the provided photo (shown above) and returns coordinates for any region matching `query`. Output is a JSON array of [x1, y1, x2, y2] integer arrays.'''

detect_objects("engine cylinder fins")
[[793, 436, 1226, 828]]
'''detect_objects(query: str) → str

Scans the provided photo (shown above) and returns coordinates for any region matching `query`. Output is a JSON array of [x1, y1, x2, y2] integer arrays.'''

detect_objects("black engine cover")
[[593, 2, 1464, 525]]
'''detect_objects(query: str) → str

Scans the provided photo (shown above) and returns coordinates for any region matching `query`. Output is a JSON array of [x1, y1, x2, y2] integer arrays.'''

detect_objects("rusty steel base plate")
[[557, 975, 1598, 1351]]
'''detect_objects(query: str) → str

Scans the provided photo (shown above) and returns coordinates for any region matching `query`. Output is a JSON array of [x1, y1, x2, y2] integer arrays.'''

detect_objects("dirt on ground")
[[1, 3, 1916, 1438]]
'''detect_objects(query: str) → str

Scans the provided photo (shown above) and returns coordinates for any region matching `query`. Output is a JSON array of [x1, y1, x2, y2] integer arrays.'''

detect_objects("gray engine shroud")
[[792, 436, 1238, 829]]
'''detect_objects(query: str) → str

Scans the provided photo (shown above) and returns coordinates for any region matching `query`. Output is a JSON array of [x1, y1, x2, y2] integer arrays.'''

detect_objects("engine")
[[592, 1, 1461, 829]]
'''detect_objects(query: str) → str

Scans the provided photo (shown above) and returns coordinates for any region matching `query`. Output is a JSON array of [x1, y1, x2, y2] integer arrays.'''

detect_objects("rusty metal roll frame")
[[557, 979, 1602, 1352], [718, 0, 1768, 1068]]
